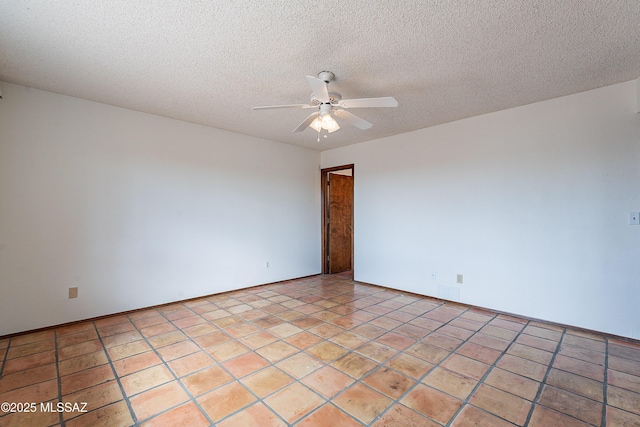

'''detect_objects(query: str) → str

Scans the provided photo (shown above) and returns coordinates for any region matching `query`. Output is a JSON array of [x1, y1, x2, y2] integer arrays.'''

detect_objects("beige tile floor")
[[1, 274, 640, 426]]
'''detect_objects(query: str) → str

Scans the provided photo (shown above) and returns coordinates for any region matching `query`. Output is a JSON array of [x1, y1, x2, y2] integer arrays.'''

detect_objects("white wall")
[[322, 80, 640, 339], [0, 83, 321, 336]]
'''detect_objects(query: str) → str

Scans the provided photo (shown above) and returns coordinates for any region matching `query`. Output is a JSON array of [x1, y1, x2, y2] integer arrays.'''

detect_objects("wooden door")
[[328, 173, 353, 273]]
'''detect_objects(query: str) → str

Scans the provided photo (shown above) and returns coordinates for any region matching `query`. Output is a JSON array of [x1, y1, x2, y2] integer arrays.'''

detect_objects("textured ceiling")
[[1, 1, 639, 151]]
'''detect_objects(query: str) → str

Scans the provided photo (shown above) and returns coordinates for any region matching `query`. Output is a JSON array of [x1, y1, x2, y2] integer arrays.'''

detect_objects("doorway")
[[321, 164, 354, 275]]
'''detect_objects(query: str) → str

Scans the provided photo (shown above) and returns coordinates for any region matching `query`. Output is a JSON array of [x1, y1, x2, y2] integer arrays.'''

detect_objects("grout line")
[[340, 285, 507, 425], [0, 337, 10, 377], [303, 279, 428, 425], [222, 280, 354, 426], [177, 303, 291, 427], [164, 292, 339, 427], [259, 277, 420, 425], [601, 336, 609, 427], [367, 305, 502, 426], [521, 327, 567, 426], [289, 403, 363, 427], [54, 330, 64, 427], [128, 307, 218, 426], [442, 317, 533, 427], [91, 322, 140, 426], [225, 277, 362, 425]]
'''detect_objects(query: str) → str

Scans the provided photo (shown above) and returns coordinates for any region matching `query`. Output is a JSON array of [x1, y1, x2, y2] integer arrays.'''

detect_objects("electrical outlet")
[[630, 212, 640, 225], [456, 274, 463, 284], [68, 287, 78, 299], [266, 261, 270, 268], [431, 272, 437, 280]]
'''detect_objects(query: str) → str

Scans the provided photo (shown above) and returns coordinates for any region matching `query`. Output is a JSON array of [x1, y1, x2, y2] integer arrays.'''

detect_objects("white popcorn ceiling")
[[1, 1, 639, 151]]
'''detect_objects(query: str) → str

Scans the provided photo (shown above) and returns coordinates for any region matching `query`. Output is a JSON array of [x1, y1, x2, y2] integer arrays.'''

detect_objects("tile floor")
[[1, 274, 640, 426]]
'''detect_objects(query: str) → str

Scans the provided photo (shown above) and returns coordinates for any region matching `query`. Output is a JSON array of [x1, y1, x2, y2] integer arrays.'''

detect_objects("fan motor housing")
[[311, 91, 342, 105]]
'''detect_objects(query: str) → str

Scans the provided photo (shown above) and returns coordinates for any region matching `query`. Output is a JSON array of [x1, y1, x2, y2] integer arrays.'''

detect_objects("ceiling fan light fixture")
[[310, 116, 322, 132], [321, 113, 339, 131], [311, 112, 340, 133]]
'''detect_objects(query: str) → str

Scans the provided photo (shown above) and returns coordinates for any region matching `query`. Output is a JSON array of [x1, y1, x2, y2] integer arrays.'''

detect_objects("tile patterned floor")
[[1, 274, 640, 426]]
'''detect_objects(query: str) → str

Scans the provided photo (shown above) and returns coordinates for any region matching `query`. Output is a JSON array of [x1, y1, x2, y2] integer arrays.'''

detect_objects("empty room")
[[1, 1, 639, 426]]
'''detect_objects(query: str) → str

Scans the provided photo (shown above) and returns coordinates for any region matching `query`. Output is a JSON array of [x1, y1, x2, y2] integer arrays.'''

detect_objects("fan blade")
[[338, 97, 398, 108], [334, 109, 373, 130], [253, 104, 314, 110], [306, 76, 330, 103], [293, 112, 319, 133]]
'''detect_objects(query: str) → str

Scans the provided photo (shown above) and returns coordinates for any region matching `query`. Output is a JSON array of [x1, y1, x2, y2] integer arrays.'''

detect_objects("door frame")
[[321, 164, 354, 275]]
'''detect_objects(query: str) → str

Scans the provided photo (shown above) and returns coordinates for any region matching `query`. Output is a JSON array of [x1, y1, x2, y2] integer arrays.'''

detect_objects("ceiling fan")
[[252, 71, 398, 135]]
